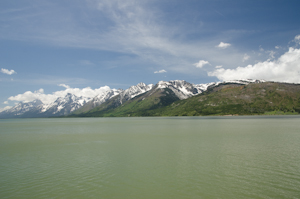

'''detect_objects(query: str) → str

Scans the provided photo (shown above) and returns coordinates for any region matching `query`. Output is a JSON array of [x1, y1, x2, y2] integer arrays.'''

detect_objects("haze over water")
[[1, 116, 300, 198]]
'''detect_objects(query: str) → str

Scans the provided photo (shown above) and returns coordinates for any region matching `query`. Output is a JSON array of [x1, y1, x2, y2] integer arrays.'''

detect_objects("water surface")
[[1, 116, 300, 198]]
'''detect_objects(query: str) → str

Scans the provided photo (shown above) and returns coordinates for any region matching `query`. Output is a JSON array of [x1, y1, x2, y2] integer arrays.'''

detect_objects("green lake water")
[[1, 116, 300, 198]]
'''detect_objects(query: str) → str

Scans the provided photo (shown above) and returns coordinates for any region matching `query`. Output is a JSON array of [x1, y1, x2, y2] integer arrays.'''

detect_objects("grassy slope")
[[156, 82, 300, 116]]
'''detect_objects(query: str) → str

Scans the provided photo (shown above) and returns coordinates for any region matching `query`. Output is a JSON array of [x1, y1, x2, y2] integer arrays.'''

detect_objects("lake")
[[1, 116, 300, 198]]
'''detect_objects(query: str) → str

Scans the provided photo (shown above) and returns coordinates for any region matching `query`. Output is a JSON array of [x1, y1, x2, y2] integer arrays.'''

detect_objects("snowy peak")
[[43, 93, 91, 115], [156, 80, 202, 99], [0, 99, 43, 118], [90, 89, 121, 107], [155, 79, 265, 100], [119, 82, 154, 103], [5, 99, 43, 116], [68, 89, 123, 115]]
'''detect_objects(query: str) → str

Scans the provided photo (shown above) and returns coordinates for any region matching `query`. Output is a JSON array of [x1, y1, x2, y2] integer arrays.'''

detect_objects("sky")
[[1, 0, 300, 111]]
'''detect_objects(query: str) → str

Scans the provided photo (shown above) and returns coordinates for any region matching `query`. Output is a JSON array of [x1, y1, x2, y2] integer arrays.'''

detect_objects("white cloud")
[[216, 42, 231, 49], [215, 65, 223, 69], [1, 68, 16, 75], [154, 69, 167, 74], [243, 54, 250, 62], [3, 101, 9, 104], [208, 47, 300, 83], [58, 84, 70, 89], [295, 35, 300, 43], [275, 46, 280, 49], [8, 89, 48, 104], [194, 60, 210, 68], [8, 85, 112, 105]]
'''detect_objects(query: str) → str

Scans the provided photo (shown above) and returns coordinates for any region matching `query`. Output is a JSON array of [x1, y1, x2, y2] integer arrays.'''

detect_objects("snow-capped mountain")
[[0, 79, 264, 118], [73, 82, 155, 115], [0, 89, 118, 118], [0, 99, 43, 118], [72, 89, 122, 114], [40, 93, 91, 116], [156, 80, 204, 99], [90, 89, 121, 107], [155, 79, 263, 100], [119, 82, 154, 104]]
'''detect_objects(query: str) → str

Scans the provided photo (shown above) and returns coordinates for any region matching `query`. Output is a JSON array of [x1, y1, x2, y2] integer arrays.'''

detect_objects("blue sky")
[[1, 0, 300, 110]]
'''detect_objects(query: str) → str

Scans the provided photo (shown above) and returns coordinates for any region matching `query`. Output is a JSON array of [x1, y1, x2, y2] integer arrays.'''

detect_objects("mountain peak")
[[156, 80, 199, 99]]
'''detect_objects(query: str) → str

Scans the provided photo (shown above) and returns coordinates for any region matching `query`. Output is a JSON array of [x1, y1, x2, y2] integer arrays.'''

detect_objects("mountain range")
[[1, 79, 299, 118]]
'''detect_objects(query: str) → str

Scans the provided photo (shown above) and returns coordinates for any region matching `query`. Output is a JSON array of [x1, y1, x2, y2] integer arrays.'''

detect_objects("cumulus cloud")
[[208, 47, 300, 83], [1, 68, 16, 75], [154, 69, 167, 74], [8, 85, 112, 105], [194, 60, 210, 68], [215, 65, 223, 69], [8, 89, 49, 104], [216, 42, 231, 49]]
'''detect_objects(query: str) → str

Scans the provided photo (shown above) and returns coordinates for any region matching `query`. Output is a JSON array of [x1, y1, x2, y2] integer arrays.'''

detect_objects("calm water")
[[1, 116, 300, 199]]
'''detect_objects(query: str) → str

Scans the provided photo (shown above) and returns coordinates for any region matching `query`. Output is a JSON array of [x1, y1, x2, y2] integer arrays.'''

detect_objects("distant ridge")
[[3, 79, 297, 118]]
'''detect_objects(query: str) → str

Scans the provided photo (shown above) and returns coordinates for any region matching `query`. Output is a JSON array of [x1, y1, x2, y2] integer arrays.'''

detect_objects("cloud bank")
[[208, 47, 300, 83]]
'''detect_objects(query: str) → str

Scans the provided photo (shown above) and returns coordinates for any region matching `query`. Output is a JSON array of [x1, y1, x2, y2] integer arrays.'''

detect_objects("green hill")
[[70, 82, 300, 117]]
